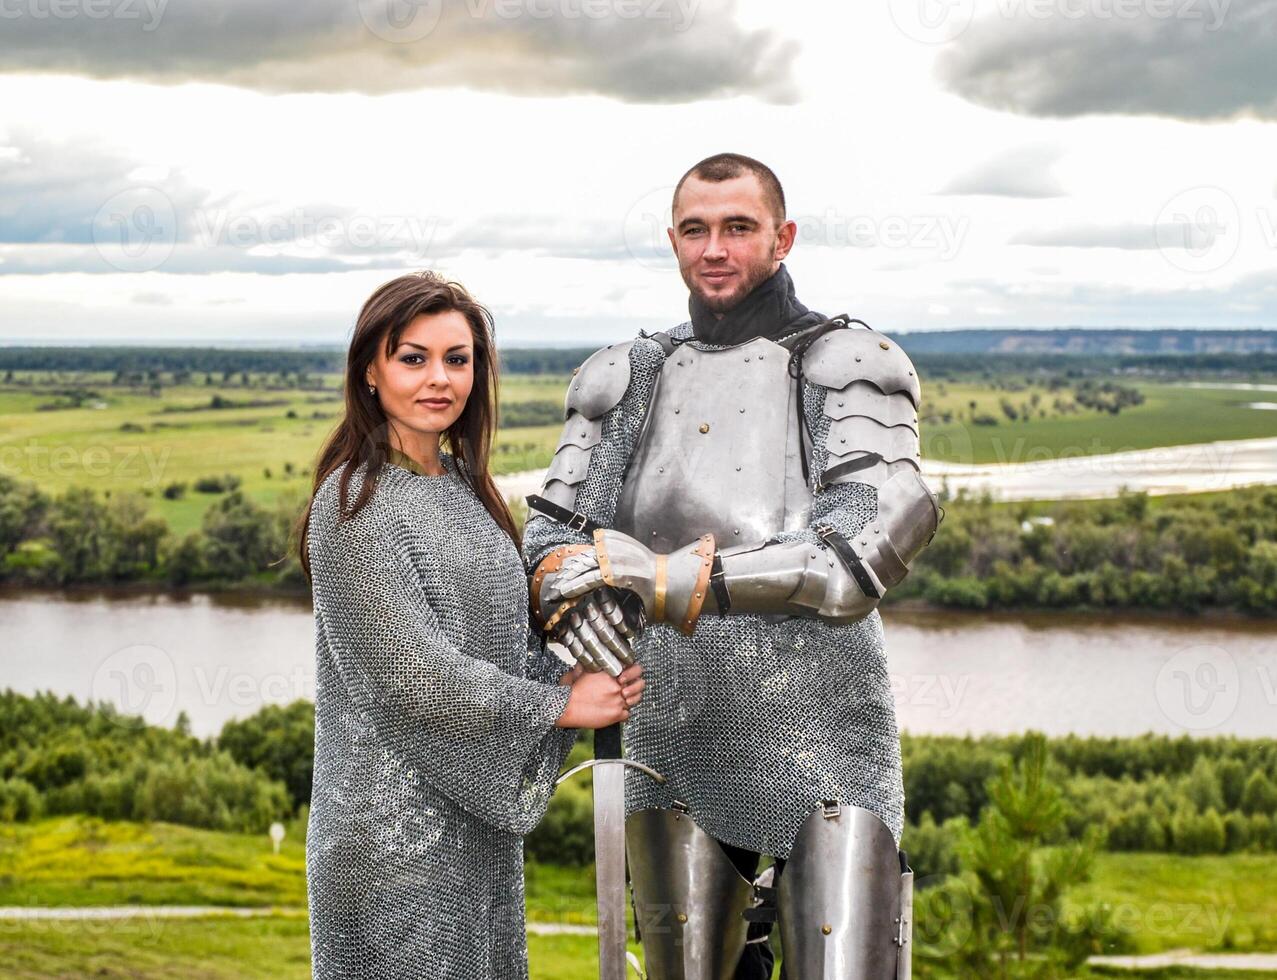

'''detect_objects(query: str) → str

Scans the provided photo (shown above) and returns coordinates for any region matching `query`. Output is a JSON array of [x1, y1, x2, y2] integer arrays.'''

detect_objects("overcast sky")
[[2, 0, 1276, 345]]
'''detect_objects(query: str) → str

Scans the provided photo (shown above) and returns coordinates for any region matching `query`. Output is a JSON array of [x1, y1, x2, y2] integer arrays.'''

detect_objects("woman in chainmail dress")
[[298, 272, 644, 980]]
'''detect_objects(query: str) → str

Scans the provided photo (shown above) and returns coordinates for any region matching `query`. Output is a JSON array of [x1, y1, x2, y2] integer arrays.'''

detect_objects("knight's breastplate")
[[614, 337, 812, 553]]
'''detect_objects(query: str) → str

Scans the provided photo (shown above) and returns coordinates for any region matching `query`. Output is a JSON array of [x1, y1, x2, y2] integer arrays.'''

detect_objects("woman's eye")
[[400, 354, 423, 365], [447, 356, 470, 367]]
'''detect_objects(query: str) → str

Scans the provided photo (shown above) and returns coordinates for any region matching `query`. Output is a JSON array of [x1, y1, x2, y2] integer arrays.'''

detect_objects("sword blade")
[[594, 760, 628, 980]]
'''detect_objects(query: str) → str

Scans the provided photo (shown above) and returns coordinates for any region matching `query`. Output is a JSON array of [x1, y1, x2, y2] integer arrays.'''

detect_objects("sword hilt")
[[596, 722, 622, 761]]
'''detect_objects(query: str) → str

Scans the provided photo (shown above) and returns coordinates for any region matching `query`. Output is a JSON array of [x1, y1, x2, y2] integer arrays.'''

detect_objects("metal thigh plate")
[[627, 808, 754, 980], [777, 804, 911, 980], [613, 338, 811, 553]]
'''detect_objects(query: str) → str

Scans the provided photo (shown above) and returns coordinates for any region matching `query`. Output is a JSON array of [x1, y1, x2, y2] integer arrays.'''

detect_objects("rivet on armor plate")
[[608, 360, 614, 365], [879, 341, 890, 350], [822, 924, 832, 935], [735, 466, 742, 472], [739, 408, 745, 413], [677, 913, 688, 924], [744, 357, 750, 362], [855, 356, 862, 363], [838, 401, 844, 408], [699, 423, 710, 434], [573, 367, 580, 375], [734, 529, 740, 535], [658, 467, 665, 474], [674, 408, 680, 414]]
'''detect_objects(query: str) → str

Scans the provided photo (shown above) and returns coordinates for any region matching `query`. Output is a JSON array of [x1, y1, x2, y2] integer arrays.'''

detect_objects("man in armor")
[[523, 153, 940, 979]]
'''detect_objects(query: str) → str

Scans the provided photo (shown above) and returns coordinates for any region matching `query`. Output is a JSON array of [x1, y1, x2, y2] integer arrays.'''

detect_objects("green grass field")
[[2, 375, 1274, 535], [921, 382, 1277, 466], [4, 815, 1277, 979]]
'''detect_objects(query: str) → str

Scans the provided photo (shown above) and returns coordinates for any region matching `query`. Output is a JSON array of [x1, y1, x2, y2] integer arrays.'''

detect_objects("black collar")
[[689, 264, 824, 346]]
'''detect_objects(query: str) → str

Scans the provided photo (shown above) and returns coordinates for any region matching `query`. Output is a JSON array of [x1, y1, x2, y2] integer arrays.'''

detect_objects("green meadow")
[[3, 816, 1277, 978], [2, 372, 1274, 536]]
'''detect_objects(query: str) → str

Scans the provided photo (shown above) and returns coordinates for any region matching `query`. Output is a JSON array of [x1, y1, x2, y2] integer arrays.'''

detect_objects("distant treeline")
[[3, 474, 1276, 614], [4, 691, 1276, 870], [4, 343, 1277, 380], [0, 345, 595, 378], [904, 486, 1277, 615], [913, 351, 1277, 381]]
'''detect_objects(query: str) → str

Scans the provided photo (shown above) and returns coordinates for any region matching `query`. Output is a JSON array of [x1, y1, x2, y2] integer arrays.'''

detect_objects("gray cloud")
[[0, 132, 633, 274], [1011, 221, 1220, 251], [936, 0, 1276, 121], [939, 144, 1067, 198], [0, 0, 798, 103]]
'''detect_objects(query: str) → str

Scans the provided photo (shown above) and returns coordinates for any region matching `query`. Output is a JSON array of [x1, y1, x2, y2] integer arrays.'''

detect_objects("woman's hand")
[[555, 663, 645, 729]]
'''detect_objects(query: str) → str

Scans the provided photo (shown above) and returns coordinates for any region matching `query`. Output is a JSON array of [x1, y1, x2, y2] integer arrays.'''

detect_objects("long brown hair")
[[296, 271, 517, 581]]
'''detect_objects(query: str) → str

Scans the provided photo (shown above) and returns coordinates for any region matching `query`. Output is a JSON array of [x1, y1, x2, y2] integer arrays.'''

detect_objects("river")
[[2, 590, 1273, 740]]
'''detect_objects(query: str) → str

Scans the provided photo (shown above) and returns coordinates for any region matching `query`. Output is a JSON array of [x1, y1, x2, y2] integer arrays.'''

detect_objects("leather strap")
[[653, 555, 668, 622], [678, 535, 716, 636], [815, 524, 881, 600], [709, 552, 732, 614], [525, 494, 602, 536]]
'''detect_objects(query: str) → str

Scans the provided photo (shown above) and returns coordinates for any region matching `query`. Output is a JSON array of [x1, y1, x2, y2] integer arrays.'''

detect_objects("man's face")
[[667, 174, 796, 314]]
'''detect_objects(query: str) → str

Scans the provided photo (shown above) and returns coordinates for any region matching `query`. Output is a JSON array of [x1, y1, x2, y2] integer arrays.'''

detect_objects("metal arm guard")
[[536, 341, 634, 514], [712, 468, 939, 624]]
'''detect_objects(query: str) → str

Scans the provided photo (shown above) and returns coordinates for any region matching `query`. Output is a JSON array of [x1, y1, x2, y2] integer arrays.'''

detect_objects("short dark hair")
[[672, 153, 786, 224]]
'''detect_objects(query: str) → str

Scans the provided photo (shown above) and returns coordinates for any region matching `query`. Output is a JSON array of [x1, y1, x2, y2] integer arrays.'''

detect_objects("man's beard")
[[682, 252, 777, 315]]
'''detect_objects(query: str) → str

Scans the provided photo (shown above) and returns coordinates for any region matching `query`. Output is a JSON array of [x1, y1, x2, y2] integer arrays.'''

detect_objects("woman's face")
[[365, 309, 476, 438]]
